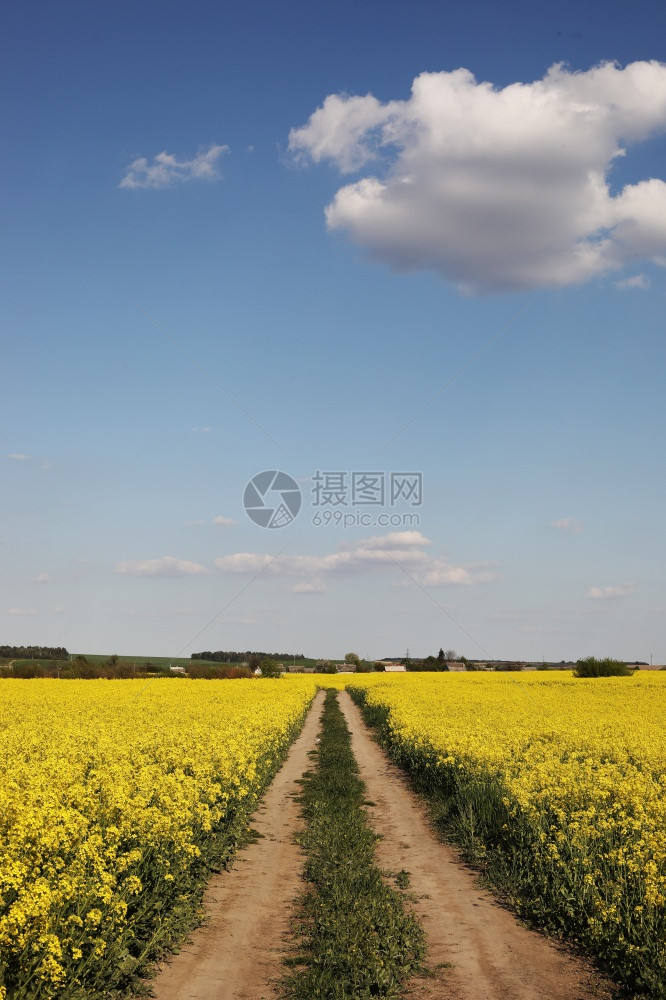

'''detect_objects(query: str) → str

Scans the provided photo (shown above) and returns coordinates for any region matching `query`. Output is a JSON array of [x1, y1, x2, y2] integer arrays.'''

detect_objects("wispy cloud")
[[115, 556, 210, 577], [616, 274, 650, 290], [7, 453, 52, 468], [120, 144, 228, 190], [215, 531, 498, 588], [33, 572, 49, 584], [213, 515, 237, 526], [586, 582, 635, 600], [7, 607, 37, 616], [550, 516, 583, 534], [127, 607, 197, 618], [291, 579, 326, 594]]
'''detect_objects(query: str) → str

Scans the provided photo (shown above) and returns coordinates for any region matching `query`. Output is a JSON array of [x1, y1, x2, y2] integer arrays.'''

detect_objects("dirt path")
[[337, 691, 615, 1000], [146, 691, 325, 1000]]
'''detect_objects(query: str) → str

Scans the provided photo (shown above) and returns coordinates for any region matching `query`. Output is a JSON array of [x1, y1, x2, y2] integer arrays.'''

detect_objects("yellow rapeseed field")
[[0, 677, 317, 999], [349, 671, 666, 996]]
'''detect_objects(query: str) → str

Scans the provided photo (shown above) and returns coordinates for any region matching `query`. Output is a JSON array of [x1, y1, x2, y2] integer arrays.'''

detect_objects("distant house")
[[446, 661, 466, 672], [384, 663, 406, 672], [169, 666, 187, 674], [336, 663, 356, 672]]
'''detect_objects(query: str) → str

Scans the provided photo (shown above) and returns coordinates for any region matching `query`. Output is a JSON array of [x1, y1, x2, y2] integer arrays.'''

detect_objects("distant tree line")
[[0, 655, 169, 680], [0, 645, 68, 659], [192, 650, 305, 663]]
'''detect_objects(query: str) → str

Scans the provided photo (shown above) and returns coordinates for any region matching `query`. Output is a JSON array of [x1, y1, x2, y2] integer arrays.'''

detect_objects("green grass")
[[285, 690, 425, 1000]]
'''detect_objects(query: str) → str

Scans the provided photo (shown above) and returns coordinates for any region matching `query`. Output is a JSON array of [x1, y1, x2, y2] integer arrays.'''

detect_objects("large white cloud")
[[289, 61, 666, 292], [120, 144, 228, 190], [214, 532, 497, 588]]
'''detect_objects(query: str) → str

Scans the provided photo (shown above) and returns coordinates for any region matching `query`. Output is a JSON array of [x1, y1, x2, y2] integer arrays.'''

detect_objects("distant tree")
[[189, 663, 253, 679], [373, 662, 386, 672], [419, 654, 449, 672], [344, 652, 361, 667], [574, 657, 633, 678], [437, 648, 445, 663], [316, 659, 336, 674], [355, 659, 373, 673], [258, 657, 282, 678]]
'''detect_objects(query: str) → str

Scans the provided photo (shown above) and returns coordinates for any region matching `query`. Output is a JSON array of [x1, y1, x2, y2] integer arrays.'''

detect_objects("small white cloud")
[[115, 556, 210, 577], [120, 144, 228, 190], [615, 273, 650, 289], [213, 515, 237, 526], [343, 530, 432, 550], [41, 459, 54, 470], [8, 453, 30, 460], [7, 607, 37, 616], [192, 426, 212, 433], [550, 517, 583, 534], [215, 553, 274, 574], [33, 572, 49, 584], [420, 560, 500, 587], [291, 579, 326, 594], [586, 582, 635, 600], [53, 606, 66, 615]]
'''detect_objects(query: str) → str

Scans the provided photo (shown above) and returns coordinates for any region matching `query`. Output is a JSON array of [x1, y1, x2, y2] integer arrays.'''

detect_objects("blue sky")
[[2, 0, 666, 661]]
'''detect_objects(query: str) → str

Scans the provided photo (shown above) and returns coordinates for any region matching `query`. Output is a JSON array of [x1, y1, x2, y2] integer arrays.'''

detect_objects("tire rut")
[[144, 690, 325, 1000], [337, 690, 616, 1000]]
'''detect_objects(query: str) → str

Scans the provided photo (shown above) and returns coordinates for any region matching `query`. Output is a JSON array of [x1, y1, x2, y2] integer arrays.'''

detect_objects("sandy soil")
[[145, 690, 325, 1000], [337, 691, 616, 1000]]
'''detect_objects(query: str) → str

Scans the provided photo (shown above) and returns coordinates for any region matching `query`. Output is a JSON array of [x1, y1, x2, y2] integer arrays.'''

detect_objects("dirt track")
[[147, 688, 615, 1000], [337, 691, 614, 1000], [146, 690, 325, 1000]]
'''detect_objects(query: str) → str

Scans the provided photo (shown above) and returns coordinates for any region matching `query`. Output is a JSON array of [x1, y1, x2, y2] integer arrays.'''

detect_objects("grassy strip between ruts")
[[284, 690, 425, 1000]]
